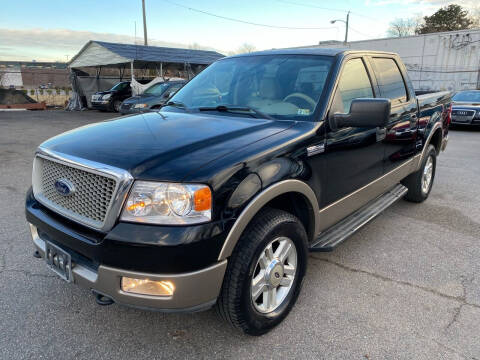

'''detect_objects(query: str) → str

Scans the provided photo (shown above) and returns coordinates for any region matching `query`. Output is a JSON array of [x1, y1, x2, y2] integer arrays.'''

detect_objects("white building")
[[314, 28, 480, 92], [0, 66, 23, 88]]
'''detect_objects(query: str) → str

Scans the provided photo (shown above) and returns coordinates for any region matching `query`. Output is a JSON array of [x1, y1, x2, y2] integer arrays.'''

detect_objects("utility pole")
[[344, 11, 349, 45], [331, 11, 350, 46], [142, 0, 148, 46]]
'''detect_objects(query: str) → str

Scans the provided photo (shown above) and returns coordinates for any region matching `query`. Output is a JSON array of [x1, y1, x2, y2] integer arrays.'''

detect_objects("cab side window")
[[332, 58, 374, 114], [372, 57, 407, 105]]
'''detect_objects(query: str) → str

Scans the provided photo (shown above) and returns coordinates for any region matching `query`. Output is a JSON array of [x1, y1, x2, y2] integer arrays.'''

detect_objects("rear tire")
[[402, 145, 436, 203], [216, 208, 308, 336]]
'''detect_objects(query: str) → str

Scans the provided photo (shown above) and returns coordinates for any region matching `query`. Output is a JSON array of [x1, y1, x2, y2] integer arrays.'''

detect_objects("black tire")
[[402, 145, 437, 203], [216, 208, 308, 335], [113, 100, 122, 113]]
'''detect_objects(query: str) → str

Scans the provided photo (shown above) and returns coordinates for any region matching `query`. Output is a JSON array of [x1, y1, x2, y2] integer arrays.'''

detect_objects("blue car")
[[120, 80, 186, 114]]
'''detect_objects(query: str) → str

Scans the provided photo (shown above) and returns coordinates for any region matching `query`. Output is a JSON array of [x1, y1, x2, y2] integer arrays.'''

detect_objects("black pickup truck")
[[26, 48, 450, 335]]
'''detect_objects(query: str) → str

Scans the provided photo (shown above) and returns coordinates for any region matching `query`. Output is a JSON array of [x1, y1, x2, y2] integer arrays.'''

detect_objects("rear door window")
[[332, 58, 374, 113], [372, 58, 407, 105]]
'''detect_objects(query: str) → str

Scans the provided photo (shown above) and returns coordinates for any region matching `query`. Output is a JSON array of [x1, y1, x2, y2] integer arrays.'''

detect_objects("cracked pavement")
[[0, 111, 479, 359]]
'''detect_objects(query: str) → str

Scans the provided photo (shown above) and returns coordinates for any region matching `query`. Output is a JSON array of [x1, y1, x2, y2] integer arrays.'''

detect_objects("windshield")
[[453, 91, 480, 103], [143, 82, 171, 96], [168, 54, 333, 120], [110, 82, 129, 91]]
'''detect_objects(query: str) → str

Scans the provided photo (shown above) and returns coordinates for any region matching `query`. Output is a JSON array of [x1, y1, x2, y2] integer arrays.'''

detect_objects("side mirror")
[[332, 98, 391, 129]]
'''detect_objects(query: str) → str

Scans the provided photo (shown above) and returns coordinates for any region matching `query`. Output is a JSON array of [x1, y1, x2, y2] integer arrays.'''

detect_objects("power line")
[[162, 0, 336, 30], [348, 25, 378, 39], [275, 0, 376, 20]]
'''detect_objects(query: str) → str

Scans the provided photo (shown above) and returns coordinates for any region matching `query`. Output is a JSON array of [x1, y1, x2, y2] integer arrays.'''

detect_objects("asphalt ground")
[[0, 110, 479, 359]]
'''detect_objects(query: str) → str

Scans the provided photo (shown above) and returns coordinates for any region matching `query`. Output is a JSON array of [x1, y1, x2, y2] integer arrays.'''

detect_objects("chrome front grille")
[[451, 109, 475, 123], [33, 155, 120, 230]]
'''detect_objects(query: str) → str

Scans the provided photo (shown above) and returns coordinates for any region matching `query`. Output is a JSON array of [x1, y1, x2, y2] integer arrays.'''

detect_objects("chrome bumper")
[[30, 224, 227, 312]]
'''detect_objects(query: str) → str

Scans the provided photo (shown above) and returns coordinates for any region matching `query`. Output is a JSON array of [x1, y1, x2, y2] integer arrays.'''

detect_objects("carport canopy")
[[68, 40, 224, 68]]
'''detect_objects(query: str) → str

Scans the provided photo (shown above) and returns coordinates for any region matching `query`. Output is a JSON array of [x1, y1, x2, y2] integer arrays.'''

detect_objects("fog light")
[[121, 277, 175, 296]]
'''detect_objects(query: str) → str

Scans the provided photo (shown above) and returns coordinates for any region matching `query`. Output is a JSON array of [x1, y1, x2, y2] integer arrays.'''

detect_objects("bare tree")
[[235, 43, 257, 54], [188, 42, 203, 50], [387, 17, 422, 37], [471, 6, 480, 28]]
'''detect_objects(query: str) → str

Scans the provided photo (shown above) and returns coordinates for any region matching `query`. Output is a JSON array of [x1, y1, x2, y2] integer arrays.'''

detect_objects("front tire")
[[113, 100, 122, 112], [216, 208, 308, 335], [402, 145, 437, 202]]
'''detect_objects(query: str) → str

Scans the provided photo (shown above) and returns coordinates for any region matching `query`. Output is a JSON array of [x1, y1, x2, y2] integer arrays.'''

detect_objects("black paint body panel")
[[26, 49, 450, 275]]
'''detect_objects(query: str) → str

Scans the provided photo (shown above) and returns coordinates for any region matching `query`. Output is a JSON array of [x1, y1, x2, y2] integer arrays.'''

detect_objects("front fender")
[[218, 179, 320, 260]]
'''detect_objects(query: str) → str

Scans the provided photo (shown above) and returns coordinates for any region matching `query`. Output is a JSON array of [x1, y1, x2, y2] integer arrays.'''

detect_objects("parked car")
[[450, 90, 480, 126], [26, 48, 450, 335], [91, 81, 133, 112], [120, 80, 186, 115]]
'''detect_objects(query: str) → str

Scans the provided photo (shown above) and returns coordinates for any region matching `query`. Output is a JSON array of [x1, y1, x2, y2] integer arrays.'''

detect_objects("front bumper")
[[91, 101, 110, 111], [451, 119, 480, 125], [120, 106, 149, 115], [30, 223, 227, 311]]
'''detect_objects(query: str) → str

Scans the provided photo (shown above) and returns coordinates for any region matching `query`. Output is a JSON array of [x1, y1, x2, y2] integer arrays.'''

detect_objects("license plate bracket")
[[45, 241, 73, 282]]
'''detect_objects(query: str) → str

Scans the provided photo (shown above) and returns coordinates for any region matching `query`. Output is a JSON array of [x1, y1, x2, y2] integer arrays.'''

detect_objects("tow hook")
[[92, 291, 115, 306]]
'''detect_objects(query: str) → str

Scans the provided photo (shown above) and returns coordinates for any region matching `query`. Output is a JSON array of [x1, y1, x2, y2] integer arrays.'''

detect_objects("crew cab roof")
[[229, 47, 398, 58]]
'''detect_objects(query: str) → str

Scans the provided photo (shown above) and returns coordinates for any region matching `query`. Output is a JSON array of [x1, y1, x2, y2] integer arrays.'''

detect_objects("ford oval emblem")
[[54, 179, 75, 196]]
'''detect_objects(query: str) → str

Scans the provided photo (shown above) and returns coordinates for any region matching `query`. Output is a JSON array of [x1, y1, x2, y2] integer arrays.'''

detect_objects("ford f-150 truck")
[[26, 48, 450, 335]]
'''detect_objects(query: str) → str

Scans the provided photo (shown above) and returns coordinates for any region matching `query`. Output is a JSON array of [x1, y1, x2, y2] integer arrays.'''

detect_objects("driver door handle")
[[376, 127, 386, 142]]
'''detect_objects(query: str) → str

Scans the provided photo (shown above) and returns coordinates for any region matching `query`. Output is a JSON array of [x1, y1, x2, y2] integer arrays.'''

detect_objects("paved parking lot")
[[0, 110, 479, 359]]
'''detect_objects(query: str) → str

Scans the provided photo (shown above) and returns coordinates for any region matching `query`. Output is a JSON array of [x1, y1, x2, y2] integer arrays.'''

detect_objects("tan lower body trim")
[[30, 224, 227, 311], [317, 155, 420, 232]]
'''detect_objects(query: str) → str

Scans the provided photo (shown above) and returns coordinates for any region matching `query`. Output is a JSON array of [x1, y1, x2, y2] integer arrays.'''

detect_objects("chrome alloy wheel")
[[421, 155, 434, 194], [251, 237, 297, 314]]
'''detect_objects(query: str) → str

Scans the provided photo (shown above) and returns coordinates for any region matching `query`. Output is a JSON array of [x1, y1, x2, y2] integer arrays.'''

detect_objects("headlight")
[[102, 93, 112, 100], [134, 103, 148, 108], [120, 181, 212, 225]]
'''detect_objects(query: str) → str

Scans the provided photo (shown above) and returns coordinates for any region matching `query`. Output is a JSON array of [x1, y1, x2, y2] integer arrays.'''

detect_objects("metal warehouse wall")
[[318, 29, 480, 92]]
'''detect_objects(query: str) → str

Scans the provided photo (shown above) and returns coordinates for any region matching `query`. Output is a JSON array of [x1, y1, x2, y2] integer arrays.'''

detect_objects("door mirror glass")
[[333, 98, 391, 128]]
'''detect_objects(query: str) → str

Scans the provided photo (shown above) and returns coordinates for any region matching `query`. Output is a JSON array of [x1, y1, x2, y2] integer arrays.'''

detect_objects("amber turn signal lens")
[[193, 186, 212, 211]]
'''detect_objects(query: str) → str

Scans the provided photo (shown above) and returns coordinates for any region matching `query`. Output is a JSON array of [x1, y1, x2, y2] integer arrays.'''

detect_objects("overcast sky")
[[0, 0, 478, 62]]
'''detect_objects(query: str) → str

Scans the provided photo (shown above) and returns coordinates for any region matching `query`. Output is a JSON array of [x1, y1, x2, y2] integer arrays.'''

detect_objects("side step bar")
[[310, 183, 408, 252]]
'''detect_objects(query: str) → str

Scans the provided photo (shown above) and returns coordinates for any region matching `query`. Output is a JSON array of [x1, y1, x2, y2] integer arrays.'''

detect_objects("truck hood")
[[94, 90, 117, 96], [39, 111, 296, 181]]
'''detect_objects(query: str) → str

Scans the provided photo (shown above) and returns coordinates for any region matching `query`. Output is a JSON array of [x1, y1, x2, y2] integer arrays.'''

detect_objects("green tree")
[[417, 4, 473, 34]]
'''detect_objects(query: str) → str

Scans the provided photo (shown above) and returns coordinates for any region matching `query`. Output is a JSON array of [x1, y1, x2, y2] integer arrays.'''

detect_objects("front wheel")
[[402, 145, 437, 202], [113, 100, 122, 112], [216, 208, 308, 335]]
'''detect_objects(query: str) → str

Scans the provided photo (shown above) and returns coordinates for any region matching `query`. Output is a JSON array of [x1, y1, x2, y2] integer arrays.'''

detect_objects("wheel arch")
[[429, 127, 443, 155], [218, 179, 320, 261], [416, 122, 443, 171]]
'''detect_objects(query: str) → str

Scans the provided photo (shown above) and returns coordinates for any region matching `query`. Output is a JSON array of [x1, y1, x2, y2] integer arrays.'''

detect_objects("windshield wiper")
[[165, 101, 189, 110], [198, 105, 275, 120]]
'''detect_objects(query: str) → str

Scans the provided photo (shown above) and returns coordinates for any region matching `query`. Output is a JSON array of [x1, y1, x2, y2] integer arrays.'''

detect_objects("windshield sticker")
[[297, 109, 310, 115]]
